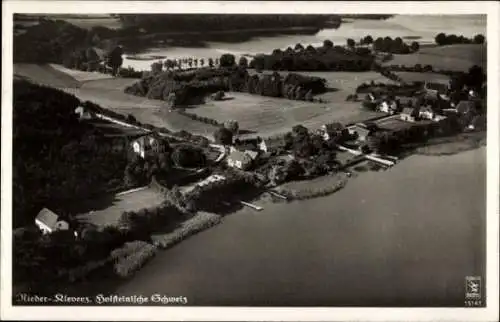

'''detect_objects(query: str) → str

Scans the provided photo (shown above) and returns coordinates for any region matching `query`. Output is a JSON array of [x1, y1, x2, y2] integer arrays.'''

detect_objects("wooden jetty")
[[240, 201, 263, 211]]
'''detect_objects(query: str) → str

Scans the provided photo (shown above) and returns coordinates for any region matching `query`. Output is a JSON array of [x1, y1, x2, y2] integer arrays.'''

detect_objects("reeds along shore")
[[277, 178, 348, 201]]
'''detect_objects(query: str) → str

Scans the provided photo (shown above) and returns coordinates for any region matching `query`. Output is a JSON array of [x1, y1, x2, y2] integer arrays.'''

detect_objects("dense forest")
[[116, 14, 339, 32], [13, 80, 129, 227]]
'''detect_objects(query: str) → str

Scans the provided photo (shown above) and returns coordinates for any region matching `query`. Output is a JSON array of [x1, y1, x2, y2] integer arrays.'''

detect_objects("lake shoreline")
[[109, 145, 484, 306]]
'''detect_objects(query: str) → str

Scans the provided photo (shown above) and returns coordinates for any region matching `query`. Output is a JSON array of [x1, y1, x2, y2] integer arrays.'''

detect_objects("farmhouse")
[[400, 107, 420, 123], [35, 208, 70, 235], [259, 137, 286, 153], [418, 105, 436, 120], [377, 99, 399, 114], [131, 133, 166, 158], [348, 123, 376, 142], [227, 149, 254, 170], [320, 122, 347, 141]]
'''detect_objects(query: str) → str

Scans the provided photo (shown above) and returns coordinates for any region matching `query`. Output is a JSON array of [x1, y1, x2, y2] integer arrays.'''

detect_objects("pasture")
[[188, 71, 390, 137], [14, 63, 114, 88], [75, 187, 166, 227], [382, 44, 486, 72], [70, 78, 165, 110], [49, 64, 114, 82], [14, 64, 82, 88], [189, 92, 381, 138], [395, 71, 451, 84]]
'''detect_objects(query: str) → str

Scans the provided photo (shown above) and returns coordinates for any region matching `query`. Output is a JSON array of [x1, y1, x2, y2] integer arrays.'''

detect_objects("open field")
[[187, 71, 391, 137], [190, 92, 382, 138], [382, 44, 486, 72], [14, 64, 82, 88], [14, 63, 115, 88], [71, 78, 165, 109], [75, 187, 166, 227], [49, 64, 114, 82], [395, 71, 451, 84]]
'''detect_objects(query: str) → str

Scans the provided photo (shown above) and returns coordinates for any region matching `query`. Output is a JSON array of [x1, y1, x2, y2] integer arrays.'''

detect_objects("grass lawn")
[[382, 44, 486, 72], [75, 187, 166, 227]]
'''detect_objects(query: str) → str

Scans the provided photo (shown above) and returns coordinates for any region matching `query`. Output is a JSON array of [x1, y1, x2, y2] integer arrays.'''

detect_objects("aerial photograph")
[[11, 12, 487, 308]]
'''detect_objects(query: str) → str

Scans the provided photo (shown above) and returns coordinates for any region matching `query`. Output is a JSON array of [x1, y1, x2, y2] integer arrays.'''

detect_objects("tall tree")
[[473, 34, 485, 44], [363, 35, 373, 44], [106, 45, 123, 76], [323, 39, 333, 48], [213, 127, 233, 145], [220, 54, 236, 67], [435, 32, 447, 46]]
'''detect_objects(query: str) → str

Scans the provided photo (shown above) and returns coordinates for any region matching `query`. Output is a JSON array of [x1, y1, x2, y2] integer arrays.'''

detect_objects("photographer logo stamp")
[[465, 276, 481, 299]]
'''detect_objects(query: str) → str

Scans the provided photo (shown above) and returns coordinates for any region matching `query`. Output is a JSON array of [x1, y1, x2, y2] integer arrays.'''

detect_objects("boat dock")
[[336, 145, 395, 167], [267, 190, 288, 200], [240, 201, 263, 211]]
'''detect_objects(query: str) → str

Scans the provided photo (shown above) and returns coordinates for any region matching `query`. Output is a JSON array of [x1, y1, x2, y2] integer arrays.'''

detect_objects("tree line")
[[124, 60, 327, 106], [435, 33, 485, 46], [249, 41, 374, 72]]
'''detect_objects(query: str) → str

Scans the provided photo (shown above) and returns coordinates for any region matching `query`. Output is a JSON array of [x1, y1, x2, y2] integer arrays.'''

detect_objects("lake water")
[[122, 14, 486, 71], [116, 147, 486, 306]]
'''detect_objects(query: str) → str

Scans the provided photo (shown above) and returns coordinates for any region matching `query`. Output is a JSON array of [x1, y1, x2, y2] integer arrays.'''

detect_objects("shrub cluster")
[[277, 178, 347, 201], [177, 110, 223, 126], [372, 36, 418, 54], [112, 241, 158, 278], [151, 212, 222, 249], [355, 81, 421, 95]]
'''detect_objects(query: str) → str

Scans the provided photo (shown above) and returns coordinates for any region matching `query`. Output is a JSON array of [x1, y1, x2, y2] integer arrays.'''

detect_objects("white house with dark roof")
[[400, 106, 420, 123], [35, 208, 69, 234], [130, 133, 165, 158], [320, 123, 346, 141], [74, 106, 93, 120], [418, 105, 436, 120]]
